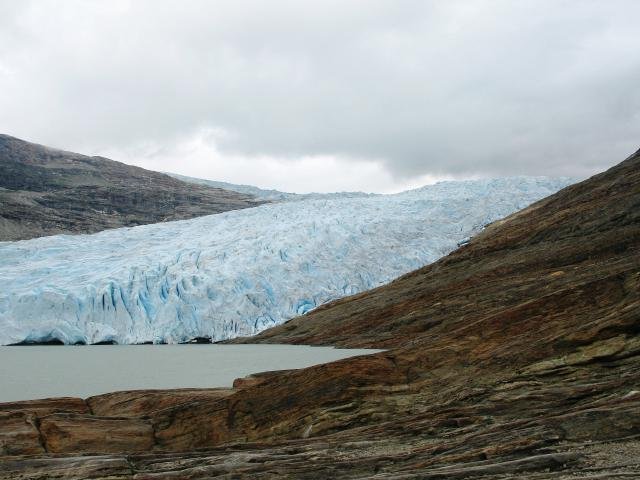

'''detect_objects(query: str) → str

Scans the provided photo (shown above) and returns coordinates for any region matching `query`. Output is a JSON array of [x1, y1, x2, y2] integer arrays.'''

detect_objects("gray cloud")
[[0, 0, 638, 189]]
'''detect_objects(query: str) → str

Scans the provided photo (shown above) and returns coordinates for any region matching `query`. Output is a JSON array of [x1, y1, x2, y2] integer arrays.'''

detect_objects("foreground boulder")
[[1, 149, 639, 478]]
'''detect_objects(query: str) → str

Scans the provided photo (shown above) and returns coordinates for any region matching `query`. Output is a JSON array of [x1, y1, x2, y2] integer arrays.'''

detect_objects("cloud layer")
[[0, 0, 638, 192]]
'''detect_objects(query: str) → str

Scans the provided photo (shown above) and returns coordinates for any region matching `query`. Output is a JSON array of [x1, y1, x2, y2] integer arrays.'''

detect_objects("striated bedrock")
[[0, 150, 639, 478], [0, 176, 572, 345], [0, 134, 264, 241]]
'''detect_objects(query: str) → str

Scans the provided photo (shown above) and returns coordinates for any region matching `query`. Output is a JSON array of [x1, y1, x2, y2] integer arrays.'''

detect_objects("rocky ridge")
[[0, 134, 263, 241], [1, 149, 639, 478]]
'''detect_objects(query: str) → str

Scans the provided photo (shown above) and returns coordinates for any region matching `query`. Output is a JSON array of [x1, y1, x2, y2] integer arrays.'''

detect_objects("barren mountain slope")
[[247, 148, 640, 348], [1, 149, 639, 479], [0, 134, 263, 240]]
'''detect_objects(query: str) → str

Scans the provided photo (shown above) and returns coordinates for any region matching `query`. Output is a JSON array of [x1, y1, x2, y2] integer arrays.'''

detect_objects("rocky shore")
[[1, 149, 639, 478]]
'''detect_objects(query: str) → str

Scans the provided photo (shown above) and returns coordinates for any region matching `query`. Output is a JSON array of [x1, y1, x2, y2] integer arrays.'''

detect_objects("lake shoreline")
[[0, 344, 382, 403]]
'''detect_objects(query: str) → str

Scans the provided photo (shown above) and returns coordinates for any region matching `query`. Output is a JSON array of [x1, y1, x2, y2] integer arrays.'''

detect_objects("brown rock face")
[[87, 388, 235, 417], [1, 149, 639, 478], [0, 134, 265, 241], [40, 413, 155, 454], [0, 411, 43, 456]]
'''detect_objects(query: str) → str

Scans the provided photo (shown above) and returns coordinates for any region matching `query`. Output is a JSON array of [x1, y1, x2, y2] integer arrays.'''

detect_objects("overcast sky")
[[0, 0, 638, 193]]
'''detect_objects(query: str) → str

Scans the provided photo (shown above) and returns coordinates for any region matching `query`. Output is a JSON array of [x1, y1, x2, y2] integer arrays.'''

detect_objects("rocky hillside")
[[245, 149, 640, 349], [1, 149, 639, 478], [0, 134, 263, 241]]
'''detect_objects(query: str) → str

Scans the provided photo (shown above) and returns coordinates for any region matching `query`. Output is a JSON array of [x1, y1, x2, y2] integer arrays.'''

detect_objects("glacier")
[[0, 177, 574, 345]]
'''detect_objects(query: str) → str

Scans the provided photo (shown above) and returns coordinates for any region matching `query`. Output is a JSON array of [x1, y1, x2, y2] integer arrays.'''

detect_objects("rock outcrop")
[[0, 134, 264, 241], [1, 149, 639, 478]]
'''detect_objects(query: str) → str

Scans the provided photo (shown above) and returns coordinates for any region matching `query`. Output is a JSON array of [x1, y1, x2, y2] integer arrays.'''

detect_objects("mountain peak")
[[0, 135, 264, 241]]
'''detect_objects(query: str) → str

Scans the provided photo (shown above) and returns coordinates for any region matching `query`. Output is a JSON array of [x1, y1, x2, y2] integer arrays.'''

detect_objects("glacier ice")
[[0, 177, 574, 345]]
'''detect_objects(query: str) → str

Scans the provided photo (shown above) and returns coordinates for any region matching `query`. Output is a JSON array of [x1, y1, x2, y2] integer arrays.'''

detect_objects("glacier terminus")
[[0, 177, 573, 345]]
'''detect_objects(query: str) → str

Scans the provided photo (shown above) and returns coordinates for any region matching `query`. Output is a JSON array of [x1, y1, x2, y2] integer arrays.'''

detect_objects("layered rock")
[[0, 134, 263, 241], [1, 149, 639, 478]]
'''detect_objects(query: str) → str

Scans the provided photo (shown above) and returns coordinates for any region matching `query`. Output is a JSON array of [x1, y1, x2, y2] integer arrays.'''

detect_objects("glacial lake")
[[0, 344, 382, 403]]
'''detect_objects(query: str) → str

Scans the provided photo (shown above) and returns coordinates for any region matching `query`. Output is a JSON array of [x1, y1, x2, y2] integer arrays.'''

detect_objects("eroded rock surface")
[[1, 149, 639, 478]]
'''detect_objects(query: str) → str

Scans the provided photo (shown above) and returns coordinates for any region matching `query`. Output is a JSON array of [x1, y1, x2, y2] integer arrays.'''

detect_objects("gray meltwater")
[[0, 344, 382, 402]]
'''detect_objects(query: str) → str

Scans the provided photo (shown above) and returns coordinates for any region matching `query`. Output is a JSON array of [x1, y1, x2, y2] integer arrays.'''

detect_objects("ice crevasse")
[[0, 177, 573, 345]]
